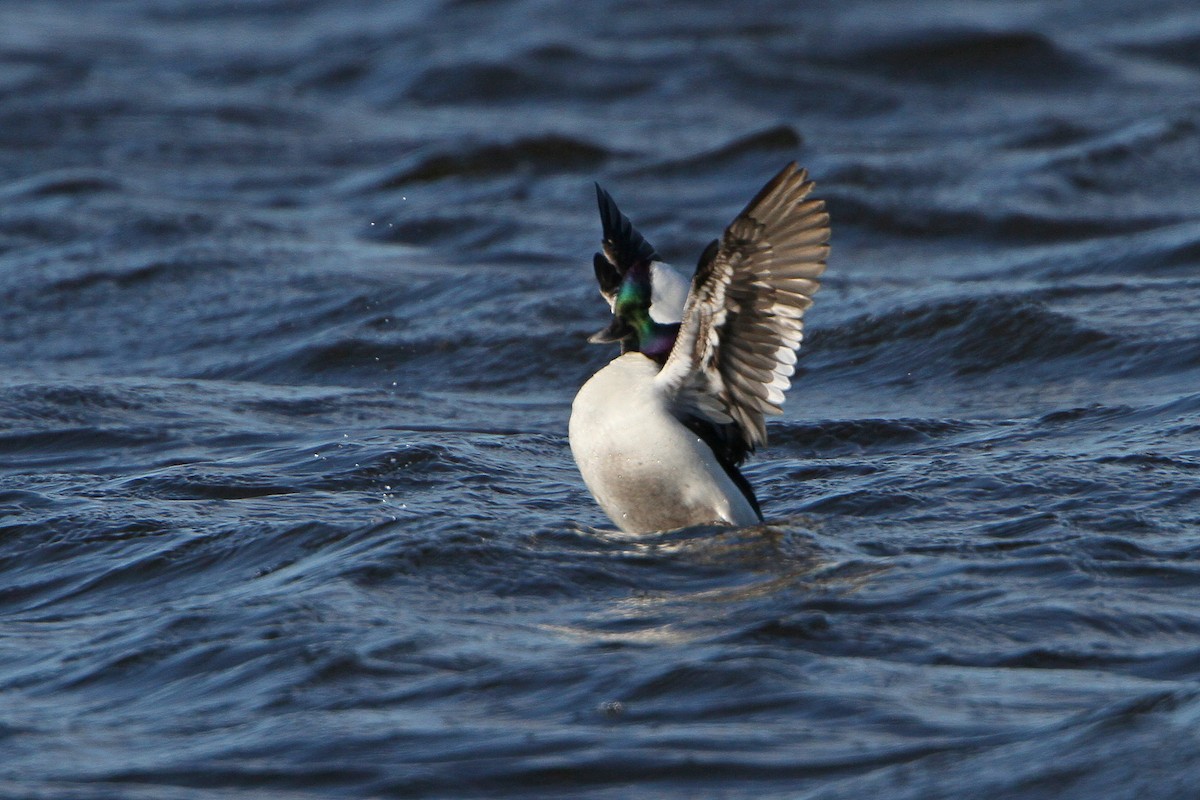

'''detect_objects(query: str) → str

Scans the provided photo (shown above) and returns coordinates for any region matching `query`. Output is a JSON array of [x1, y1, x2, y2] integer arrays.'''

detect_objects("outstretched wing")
[[656, 162, 829, 458]]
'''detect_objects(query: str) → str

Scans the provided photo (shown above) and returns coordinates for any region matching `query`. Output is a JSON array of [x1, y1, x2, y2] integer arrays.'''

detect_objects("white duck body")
[[572, 162, 829, 534], [569, 352, 761, 533]]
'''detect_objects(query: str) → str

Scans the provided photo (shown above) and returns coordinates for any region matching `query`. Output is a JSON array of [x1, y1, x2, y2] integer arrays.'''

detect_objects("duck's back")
[[569, 353, 761, 533]]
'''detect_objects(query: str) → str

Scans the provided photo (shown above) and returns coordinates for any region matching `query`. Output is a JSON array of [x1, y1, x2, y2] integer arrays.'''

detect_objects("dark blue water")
[[3, 1, 1200, 797]]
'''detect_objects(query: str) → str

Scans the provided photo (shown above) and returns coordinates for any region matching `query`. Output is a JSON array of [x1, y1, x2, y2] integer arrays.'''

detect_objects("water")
[[3, 1, 1200, 797]]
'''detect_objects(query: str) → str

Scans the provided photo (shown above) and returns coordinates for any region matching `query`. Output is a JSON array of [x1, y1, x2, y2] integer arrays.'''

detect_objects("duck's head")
[[588, 260, 682, 360], [590, 184, 687, 362]]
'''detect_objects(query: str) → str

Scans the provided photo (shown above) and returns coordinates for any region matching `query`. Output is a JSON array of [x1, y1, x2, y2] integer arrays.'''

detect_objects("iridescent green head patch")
[[614, 262, 680, 362]]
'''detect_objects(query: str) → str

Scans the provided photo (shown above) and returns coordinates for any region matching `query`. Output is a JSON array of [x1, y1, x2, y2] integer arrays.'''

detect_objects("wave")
[[1117, 28, 1200, 71], [628, 125, 804, 177], [405, 46, 653, 105], [346, 134, 613, 191], [825, 189, 1172, 241], [771, 417, 977, 456], [0, 168, 123, 200], [829, 28, 1103, 88], [809, 295, 1116, 376]]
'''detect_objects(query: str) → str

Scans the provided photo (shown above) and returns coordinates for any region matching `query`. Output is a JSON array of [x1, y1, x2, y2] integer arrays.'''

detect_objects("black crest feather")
[[595, 183, 659, 278]]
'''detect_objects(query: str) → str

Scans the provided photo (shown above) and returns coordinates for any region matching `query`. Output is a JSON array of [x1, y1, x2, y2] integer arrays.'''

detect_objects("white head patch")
[[648, 261, 689, 324]]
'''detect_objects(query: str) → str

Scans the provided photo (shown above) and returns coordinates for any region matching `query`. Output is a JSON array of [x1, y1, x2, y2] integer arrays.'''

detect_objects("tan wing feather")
[[656, 162, 830, 452]]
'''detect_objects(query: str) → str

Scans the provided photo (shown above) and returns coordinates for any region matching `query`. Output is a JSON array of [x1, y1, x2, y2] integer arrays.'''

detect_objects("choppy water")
[[3, 1, 1200, 797]]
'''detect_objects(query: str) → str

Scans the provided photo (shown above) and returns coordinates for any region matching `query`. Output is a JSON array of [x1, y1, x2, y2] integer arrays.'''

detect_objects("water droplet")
[[597, 700, 624, 718]]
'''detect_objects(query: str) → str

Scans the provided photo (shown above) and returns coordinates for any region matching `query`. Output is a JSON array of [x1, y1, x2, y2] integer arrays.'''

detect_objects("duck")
[[568, 162, 830, 533]]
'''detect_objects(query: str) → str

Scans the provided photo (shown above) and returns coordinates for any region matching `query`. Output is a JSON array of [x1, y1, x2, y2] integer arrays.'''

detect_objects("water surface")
[[3, 1, 1200, 797]]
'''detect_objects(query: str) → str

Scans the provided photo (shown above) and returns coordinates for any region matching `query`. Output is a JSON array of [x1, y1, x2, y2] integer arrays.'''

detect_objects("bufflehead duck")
[[569, 162, 829, 533]]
